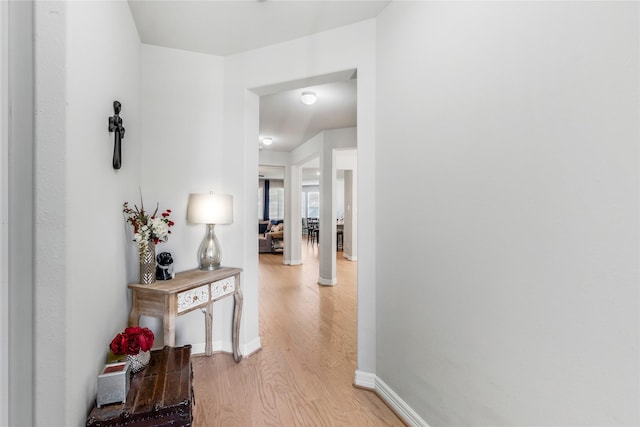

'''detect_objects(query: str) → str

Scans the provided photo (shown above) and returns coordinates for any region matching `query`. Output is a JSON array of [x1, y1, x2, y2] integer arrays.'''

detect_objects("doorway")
[[254, 70, 359, 354]]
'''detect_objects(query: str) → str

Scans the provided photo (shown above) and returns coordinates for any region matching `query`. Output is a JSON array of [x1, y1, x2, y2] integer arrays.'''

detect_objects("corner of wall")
[[354, 370, 430, 427]]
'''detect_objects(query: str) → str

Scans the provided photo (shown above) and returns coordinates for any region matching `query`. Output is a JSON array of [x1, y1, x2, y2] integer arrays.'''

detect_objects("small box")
[[96, 361, 130, 408]]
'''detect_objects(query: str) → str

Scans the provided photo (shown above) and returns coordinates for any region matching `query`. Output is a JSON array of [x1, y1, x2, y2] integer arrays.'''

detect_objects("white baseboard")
[[355, 370, 430, 427], [242, 336, 262, 357], [189, 339, 229, 356], [285, 259, 302, 265], [344, 254, 357, 261], [318, 277, 336, 286], [188, 337, 261, 359], [190, 342, 206, 355], [354, 369, 376, 389]]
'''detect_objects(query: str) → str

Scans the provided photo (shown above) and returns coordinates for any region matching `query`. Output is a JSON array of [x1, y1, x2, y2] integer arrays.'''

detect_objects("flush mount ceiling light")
[[262, 137, 273, 146], [300, 91, 317, 105]]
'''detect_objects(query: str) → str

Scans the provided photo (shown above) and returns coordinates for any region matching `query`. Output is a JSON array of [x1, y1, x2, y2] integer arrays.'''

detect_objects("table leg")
[[232, 287, 243, 362], [128, 299, 140, 326], [204, 302, 213, 356], [164, 296, 176, 347], [127, 291, 140, 326]]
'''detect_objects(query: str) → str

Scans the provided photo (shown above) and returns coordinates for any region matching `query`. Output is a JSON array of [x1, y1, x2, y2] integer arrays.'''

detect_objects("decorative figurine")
[[108, 100, 125, 170], [156, 252, 174, 280]]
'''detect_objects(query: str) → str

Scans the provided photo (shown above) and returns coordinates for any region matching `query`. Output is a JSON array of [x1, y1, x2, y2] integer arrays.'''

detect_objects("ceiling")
[[127, 0, 385, 174], [128, 1, 390, 57], [258, 77, 357, 153]]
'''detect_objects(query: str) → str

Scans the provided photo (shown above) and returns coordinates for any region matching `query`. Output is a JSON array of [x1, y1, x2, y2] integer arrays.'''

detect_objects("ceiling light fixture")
[[300, 91, 317, 105], [262, 137, 273, 146]]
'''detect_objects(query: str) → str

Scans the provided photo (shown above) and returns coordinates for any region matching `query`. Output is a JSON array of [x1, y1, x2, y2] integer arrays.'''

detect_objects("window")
[[259, 179, 284, 220], [301, 192, 307, 218], [269, 187, 284, 219], [307, 191, 319, 218]]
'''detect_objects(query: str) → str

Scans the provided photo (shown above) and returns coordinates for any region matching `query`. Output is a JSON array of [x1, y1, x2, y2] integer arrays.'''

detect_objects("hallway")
[[191, 240, 403, 426]]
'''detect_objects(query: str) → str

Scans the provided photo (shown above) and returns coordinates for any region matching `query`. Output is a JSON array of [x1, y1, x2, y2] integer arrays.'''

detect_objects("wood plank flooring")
[[191, 239, 404, 426]]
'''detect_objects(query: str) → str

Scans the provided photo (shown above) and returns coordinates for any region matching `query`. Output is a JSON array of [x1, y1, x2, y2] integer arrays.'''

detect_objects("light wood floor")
[[191, 238, 404, 426]]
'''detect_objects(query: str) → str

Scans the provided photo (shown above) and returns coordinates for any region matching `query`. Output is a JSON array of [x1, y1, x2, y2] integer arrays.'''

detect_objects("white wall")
[[140, 44, 227, 353], [23, 6, 376, 427], [7, 2, 34, 426], [224, 21, 376, 366], [259, 149, 290, 167], [0, 2, 7, 424], [33, 1, 142, 425], [376, 2, 639, 425]]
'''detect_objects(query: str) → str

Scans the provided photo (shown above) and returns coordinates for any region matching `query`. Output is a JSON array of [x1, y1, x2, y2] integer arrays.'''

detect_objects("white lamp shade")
[[187, 193, 233, 225]]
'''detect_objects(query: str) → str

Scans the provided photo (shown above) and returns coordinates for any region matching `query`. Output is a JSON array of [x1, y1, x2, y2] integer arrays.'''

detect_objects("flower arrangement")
[[123, 196, 175, 253], [109, 326, 155, 356]]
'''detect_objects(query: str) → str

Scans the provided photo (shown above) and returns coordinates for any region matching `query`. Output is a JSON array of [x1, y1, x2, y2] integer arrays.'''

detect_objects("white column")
[[284, 164, 302, 265], [343, 170, 357, 261], [318, 145, 336, 285]]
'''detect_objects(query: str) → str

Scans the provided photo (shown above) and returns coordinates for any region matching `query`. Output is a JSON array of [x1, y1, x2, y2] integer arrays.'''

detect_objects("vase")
[[127, 349, 151, 373], [139, 242, 156, 285]]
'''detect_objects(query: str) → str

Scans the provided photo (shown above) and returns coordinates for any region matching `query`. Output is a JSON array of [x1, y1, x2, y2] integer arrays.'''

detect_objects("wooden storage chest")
[[86, 345, 193, 427]]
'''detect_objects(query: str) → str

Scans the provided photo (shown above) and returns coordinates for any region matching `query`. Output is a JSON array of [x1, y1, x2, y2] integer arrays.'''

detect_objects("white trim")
[[354, 370, 430, 427], [241, 336, 261, 357], [0, 1, 8, 425], [344, 254, 357, 261], [353, 369, 376, 389], [284, 259, 302, 266], [188, 336, 261, 359], [189, 342, 206, 355], [375, 376, 430, 427], [189, 340, 229, 356], [318, 277, 336, 286]]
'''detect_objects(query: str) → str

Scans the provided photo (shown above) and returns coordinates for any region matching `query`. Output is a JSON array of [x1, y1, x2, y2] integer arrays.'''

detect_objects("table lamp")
[[187, 193, 233, 270]]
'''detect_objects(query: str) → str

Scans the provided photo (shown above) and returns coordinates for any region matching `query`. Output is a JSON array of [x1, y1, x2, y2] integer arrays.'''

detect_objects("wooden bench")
[[86, 345, 193, 427]]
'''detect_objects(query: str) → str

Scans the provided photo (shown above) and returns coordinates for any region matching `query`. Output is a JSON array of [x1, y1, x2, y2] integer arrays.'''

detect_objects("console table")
[[128, 267, 242, 361]]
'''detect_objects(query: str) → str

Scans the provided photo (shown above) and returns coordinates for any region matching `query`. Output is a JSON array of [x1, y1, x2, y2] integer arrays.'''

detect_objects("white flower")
[[151, 217, 169, 239], [123, 199, 174, 255]]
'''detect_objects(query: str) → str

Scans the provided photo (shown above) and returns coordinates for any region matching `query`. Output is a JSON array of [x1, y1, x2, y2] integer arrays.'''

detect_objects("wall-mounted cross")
[[108, 100, 125, 170]]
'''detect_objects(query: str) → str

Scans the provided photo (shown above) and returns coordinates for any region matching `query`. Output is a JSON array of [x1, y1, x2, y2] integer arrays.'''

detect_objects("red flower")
[[109, 333, 127, 355], [125, 335, 141, 355], [109, 326, 155, 356], [124, 326, 142, 335], [139, 328, 155, 352]]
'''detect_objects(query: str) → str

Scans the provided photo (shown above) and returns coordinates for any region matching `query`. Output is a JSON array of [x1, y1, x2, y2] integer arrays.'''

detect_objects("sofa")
[[258, 221, 284, 253]]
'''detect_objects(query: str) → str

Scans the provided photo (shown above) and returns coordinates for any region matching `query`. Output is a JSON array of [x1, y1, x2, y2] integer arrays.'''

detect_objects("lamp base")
[[198, 224, 222, 270]]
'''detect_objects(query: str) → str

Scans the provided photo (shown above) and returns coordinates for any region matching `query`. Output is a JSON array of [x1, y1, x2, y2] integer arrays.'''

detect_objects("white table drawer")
[[211, 276, 235, 299], [177, 284, 210, 313]]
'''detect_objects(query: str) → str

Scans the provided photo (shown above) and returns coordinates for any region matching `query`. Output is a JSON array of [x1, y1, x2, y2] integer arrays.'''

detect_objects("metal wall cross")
[[108, 100, 125, 170]]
